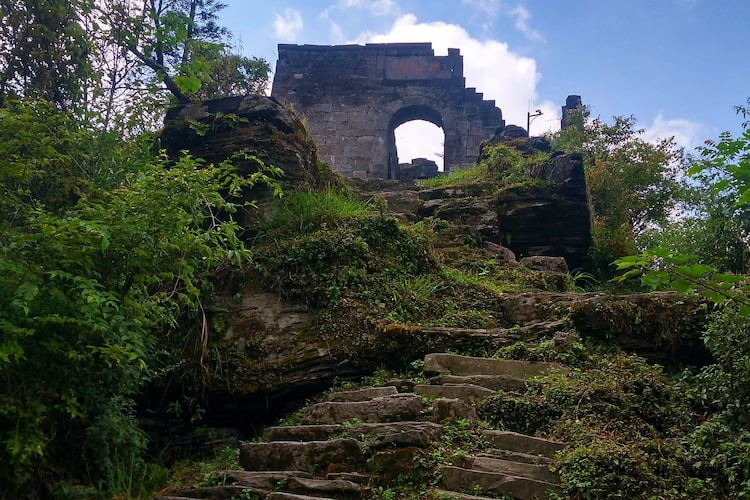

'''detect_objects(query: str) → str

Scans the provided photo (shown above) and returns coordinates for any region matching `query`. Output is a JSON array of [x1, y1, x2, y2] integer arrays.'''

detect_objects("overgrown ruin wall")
[[271, 43, 505, 179]]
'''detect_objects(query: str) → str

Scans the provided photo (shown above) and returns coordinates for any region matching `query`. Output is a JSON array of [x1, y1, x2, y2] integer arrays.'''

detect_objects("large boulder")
[[159, 95, 338, 225], [497, 153, 592, 271], [398, 157, 440, 181]]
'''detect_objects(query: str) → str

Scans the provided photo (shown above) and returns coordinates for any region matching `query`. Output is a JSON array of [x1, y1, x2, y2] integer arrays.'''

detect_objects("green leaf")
[[687, 163, 709, 176], [700, 289, 725, 304], [671, 280, 694, 294], [674, 264, 714, 279], [174, 75, 201, 94], [737, 187, 750, 206]]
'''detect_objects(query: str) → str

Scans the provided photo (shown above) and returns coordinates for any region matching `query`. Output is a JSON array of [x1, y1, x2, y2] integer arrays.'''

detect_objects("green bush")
[[261, 186, 375, 236], [477, 392, 561, 434], [418, 142, 549, 190], [555, 438, 707, 499], [0, 100, 273, 496], [684, 306, 750, 497], [255, 215, 434, 306]]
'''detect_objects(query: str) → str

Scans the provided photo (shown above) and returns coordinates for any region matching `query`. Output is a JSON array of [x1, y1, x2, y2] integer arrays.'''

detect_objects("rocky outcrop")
[[182, 287, 707, 436], [159, 95, 338, 227], [398, 157, 440, 181], [497, 152, 592, 271]]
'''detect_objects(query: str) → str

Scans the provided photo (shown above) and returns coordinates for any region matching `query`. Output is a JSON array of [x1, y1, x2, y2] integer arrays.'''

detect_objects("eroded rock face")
[[159, 95, 337, 227], [569, 292, 711, 364], [521, 256, 569, 274], [497, 153, 592, 271]]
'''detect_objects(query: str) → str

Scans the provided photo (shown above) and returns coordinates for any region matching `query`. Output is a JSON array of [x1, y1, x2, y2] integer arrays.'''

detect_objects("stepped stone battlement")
[[271, 43, 505, 179]]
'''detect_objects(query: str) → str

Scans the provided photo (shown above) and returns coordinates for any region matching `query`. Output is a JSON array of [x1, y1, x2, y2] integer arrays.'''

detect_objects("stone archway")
[[271, 43, 505, 179], [387, 104, 444, 179]]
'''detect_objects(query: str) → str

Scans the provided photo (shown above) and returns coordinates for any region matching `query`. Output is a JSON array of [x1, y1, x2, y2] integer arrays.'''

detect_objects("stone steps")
[[428, 373, 527, 392], [441, 466, 562, 500], [482, 430, 565, 459], [239, 439, 365, 472], [301, 392, 424, 424], [266, 493, 338, 500], [324, 386, 398, 402], [168, 351, 567, 499], [424, 352, 566, 378], [433, 489, 502, 499], [469, 455, 559, 484], [479, 450, 553, 466], [284, 477, 362, 499], [422, 352, 566, 499], [219, 470, 312, 489], [414, 383, 495, 403], [263, 421, 442, 446]]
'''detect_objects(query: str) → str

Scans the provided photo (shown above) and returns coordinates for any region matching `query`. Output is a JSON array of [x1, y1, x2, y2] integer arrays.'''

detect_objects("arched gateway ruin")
[[271, 43, 505, 179]]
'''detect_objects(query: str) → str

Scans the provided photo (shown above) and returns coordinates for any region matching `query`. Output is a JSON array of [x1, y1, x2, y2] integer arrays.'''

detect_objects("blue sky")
[[218, 0, 748, 165]]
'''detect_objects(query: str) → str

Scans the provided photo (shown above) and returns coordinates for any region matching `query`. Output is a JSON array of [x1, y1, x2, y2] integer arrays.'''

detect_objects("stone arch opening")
[[272, 43, 505, 179], [395, 120, 445, 172], [388, 105, 446, 179]]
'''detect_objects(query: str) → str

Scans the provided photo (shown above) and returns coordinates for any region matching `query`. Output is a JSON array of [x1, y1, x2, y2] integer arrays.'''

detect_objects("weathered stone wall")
[[271, 43, 505, 179]]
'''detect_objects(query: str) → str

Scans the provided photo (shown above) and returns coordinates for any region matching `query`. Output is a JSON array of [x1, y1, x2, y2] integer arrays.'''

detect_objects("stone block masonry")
[[271, 43, 505, 179]]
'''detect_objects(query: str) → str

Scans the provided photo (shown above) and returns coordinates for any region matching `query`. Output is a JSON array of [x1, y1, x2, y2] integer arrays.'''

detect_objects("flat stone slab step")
[[266, 493, 337, 500], [239, 439, 364, 472], [479, 450, 553, 466], [325, 472, 373, 484], [301, 393, 423, 424], [346, 421, 443, 448], [429, 374, 526, 392], [482, 431, 565, 459], [441, 466, 562, 500], [469, 456, 559, 484], [424, 353, 565, 378], [264, 421, 442, 446], [264, 425, 342, 442], [286, 477, 362, 499], [325, 386, 398, 402], [218, 470, 312, 490], [162, 485, 264, 499], [433, 489, 502, 500], [432, 398, 479, 423], [415, 383, 495, 403]]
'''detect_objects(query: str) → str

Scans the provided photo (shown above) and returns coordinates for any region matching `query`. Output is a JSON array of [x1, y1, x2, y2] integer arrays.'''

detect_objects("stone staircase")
[[162, 353, 567, 500]]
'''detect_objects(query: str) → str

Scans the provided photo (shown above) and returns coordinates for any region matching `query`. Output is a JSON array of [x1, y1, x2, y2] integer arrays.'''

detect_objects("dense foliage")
[[2, 2, 750, 496], [0, 100, 277, 496], [550, 108, 686, 273], [0, 0, 271, 132]]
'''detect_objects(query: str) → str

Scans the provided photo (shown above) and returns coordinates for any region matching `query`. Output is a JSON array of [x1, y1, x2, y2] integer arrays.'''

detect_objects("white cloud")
[[509, 5, 544, 42], [273, 8, 304, 42], [359, 14, 558, 165], [334, 0, 399, 16], [365, 14, 554, 133], [329, 19, 345, 42], [461, 0, 502, 18], [642, 114, 707, 150], [395, 121, 445, 170]]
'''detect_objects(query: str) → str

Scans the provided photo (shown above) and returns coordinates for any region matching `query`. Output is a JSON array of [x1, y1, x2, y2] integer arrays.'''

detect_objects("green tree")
[[0, 0, 92, 109], [613, 99, 750, 306], [0, 100, 279, 495], [551, 108, 685, 271], [198, 51, 271, 99], [102, 0, 240, 103]]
